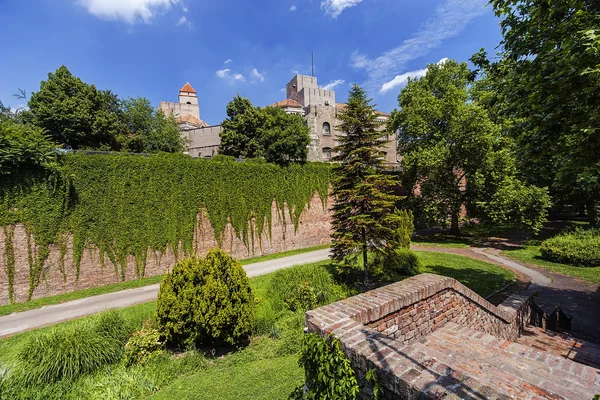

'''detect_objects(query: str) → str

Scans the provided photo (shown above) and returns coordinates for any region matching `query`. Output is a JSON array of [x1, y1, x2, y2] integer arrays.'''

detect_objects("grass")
[[0, 244, 330, 317], [415, 251, 515, 297], [412, 234, 471, 248], [0, 250, 514, 399], [151, 355, 302, 400], [503, 245, 600, 283]]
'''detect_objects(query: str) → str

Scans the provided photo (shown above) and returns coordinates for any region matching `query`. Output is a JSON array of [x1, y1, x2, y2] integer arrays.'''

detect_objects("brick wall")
[[0, 193, 332, 305], [305, 274, 534, 399]]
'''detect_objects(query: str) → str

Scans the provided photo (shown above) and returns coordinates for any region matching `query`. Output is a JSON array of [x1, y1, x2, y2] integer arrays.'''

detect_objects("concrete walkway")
[[0, 248, 331, 338]]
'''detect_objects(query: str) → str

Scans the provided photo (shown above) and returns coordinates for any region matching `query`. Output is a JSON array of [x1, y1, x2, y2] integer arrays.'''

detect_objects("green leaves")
[[330, 84, 401, 282], [219, 96, 310, 165], [0, 120, 59, 175]]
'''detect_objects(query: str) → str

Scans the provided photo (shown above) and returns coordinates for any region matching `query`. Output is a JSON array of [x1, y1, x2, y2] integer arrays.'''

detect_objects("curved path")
[[0, 249, 331, 338]]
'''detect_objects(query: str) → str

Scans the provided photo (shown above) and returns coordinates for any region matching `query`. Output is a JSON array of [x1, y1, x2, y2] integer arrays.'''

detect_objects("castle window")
[[186, 102, 192, 105], [322, 147, 332, 162], [323, 122, 331, 136]]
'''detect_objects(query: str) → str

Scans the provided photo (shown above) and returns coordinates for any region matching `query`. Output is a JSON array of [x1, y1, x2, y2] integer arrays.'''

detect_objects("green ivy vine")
[[0, 153, 331, 302]]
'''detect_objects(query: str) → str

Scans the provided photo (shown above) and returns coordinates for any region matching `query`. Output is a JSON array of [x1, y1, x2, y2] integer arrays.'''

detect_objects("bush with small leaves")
[[157, 249, 254, 348], [124, 323, 163, 366], [540, 228, 600, 267]]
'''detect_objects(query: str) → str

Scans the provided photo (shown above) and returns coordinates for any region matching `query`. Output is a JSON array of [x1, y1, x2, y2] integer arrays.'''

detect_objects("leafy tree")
[[121, 97, 187, 153], [473, 0, 600, 225], [261, 106, 309, 164], [28, 66, 123, 150], [0, 120, 58, 174], [218, 96, 310, 164], [219, 96, 266, 159], [330, 84, 400, 284], [390, 60, 550, 234]]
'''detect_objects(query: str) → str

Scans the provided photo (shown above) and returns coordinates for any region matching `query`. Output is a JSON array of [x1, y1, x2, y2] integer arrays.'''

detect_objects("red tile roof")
[[269, 99, 303, 108], [179, 82, 197, 94], [176, 114, 208, 128]]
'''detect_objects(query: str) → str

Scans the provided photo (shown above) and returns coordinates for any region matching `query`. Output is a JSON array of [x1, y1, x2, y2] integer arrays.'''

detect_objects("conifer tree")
[[330, 84, 400, 284]]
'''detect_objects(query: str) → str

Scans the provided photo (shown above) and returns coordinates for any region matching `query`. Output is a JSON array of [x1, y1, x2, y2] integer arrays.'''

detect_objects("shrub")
[[540, 228, 600, 267], [157, 249, 254, 348], [267, 263, 346, 312], [382, 249, 421, 276], [124, 323, 163, 366], [6, 311, 128, 387], [388, 208, 414, 249], [291, 333, 359, 400]]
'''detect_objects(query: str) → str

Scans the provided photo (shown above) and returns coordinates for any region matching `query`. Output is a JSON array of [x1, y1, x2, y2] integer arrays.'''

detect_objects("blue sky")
[[0, 0, 502, 125]]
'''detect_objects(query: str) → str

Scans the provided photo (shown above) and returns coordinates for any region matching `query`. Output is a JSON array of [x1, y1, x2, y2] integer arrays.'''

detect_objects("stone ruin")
[[306, 274, 600, 399]]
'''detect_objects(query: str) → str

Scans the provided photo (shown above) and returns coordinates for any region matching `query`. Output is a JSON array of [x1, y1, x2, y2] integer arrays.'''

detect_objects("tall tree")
[[390, 60, 550, 234], [330, 84, 400, 284], [218, 96, 310, 164], [28, 66, 123, 150], [474, 0, 600, 225], [121, 97, 187, 153]]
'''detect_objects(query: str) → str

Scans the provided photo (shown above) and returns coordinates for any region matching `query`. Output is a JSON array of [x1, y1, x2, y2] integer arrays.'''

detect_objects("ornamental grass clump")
[[5, 310, 129, 388], [157, 249, 254, 349], [540, 228, 600, 267]]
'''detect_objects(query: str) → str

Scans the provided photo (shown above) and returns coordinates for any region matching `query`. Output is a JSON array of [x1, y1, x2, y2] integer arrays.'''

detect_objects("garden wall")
[[0, 154, 333, 305]]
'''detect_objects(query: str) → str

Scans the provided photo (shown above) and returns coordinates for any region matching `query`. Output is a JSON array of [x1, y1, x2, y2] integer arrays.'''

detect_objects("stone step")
[[515, 325, 600, 370], [389, 322, 600, 399]]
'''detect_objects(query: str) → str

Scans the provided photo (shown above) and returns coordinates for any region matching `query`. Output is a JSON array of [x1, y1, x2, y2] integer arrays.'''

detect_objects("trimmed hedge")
[[157, 249, 254, 348], [540, 228, 600, 267]]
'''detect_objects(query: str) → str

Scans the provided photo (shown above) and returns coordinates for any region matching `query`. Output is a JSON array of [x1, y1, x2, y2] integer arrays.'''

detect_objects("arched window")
[[186, 102, 192, 105], [322, 147, 332, 162], [322, 122, 331, 136]]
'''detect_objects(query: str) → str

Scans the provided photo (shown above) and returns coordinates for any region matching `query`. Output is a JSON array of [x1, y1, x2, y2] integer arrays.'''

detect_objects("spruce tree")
[[330, 84, 400, 284]]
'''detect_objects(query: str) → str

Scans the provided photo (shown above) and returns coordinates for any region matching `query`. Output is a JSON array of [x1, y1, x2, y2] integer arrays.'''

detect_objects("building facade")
[[161, 76, 398, 164]]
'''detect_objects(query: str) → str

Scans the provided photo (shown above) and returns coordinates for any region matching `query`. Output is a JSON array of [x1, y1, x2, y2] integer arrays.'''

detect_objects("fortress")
[[159, 75, 398, 164]]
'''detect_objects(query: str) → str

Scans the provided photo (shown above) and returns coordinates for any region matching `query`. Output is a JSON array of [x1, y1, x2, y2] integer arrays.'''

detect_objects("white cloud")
[[290, 4, 297, 11], [177, 15, 192, 28], [216, 69, 231, 78], [321, 79, 345, 91], [380, 58, 448, 94], [321, 0, 363, 18], [216, 69, 246, 83], [224, 59, 233, 64], [251, 68, 266, 83], [352, 0, 487, 91], [76, 0, 182, 24]]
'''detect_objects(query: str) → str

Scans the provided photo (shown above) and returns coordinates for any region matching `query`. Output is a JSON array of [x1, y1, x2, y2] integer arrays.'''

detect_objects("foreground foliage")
[[290, 334, 359, 400], [157, 250, 254, 348], [540, 228, 600, 267]]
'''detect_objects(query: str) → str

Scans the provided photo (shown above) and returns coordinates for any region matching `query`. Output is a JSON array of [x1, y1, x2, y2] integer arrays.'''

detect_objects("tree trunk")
[[362, 227, 368, 286], [587, 200, 599, 227], [450, 209, 460, 236]]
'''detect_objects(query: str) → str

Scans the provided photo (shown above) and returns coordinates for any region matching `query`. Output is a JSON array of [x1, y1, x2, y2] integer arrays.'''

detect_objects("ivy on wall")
[[0, 153, 331, 302]]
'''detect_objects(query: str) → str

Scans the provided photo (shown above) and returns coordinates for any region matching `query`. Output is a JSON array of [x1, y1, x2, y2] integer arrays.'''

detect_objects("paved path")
[[0, 248, 331, 338]]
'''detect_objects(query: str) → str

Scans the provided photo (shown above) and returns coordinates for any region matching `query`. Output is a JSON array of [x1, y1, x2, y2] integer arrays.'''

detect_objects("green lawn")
[[0, 244, 330, 317], [0, 250, 513, 399], [411, 234, 471, 248], [503, 245, 600, 283], [415, 251, 515, 297], [151, 355, 302, 400]]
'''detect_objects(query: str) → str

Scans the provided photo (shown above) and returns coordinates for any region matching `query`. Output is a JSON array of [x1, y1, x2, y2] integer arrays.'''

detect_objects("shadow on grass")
[[420, 264, 514, 299]]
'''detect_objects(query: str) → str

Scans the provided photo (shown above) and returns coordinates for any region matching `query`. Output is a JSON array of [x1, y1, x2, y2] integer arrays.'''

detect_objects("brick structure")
[[0, 194, 332, 305], [306, 274, 600, 399]]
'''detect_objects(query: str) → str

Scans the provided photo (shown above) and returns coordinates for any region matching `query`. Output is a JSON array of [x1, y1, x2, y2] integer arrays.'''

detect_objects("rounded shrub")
[[267, 263, 347, 313], [157, 249, 254, 348], [385, 249, 421, 275], [540, 228, 600, 267], [124, 323, 163, 366]]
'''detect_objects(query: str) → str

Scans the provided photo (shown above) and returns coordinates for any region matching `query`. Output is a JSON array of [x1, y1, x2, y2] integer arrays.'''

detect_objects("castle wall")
[[187, 125, 223, 158], [0, 194, 332, 305], [159, 101, 200, 120]]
